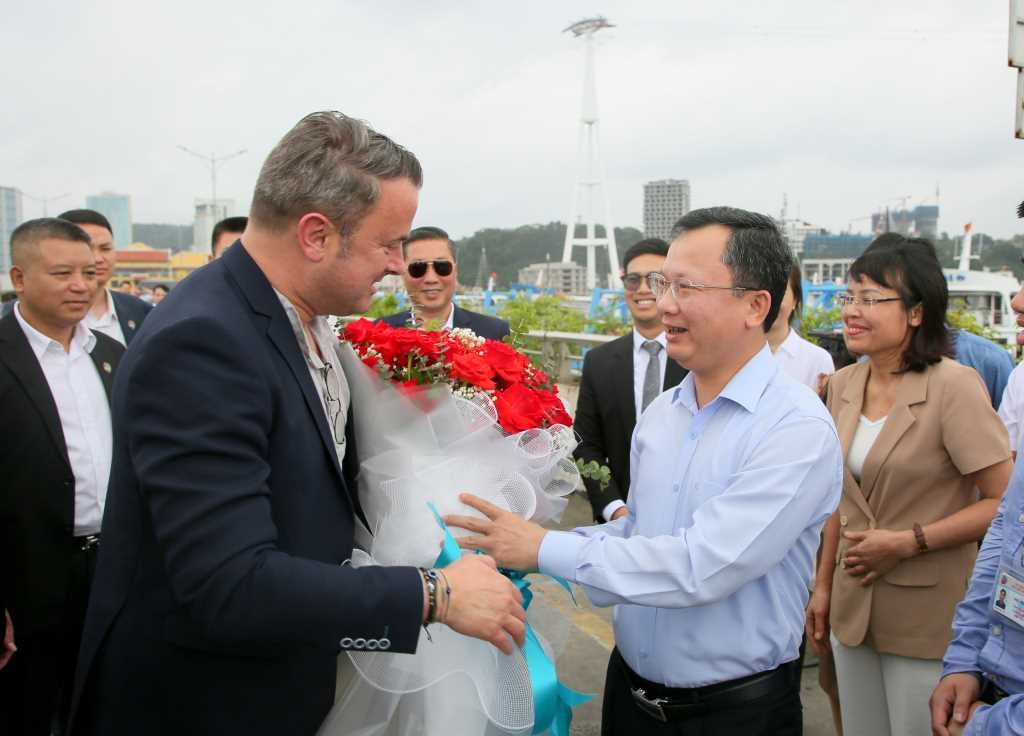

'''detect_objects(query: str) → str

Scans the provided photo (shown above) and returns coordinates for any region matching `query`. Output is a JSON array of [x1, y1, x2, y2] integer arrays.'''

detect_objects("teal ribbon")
[[427, 503, 593, 735]]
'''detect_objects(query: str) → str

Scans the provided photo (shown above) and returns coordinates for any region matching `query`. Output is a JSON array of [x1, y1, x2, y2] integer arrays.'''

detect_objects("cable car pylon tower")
[[561, 16, 621, 291]]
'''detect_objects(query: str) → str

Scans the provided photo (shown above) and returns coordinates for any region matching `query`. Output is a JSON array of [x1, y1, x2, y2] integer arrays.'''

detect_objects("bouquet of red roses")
[[341, 318, 572, 434]]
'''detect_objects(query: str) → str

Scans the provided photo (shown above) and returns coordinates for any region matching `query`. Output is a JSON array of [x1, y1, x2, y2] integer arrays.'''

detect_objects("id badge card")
[[992, 565, 1024, 628]]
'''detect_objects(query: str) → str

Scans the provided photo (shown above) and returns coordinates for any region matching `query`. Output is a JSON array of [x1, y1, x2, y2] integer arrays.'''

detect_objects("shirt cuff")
[[601, 499, 626, 522], [538, 530, 588, 582]]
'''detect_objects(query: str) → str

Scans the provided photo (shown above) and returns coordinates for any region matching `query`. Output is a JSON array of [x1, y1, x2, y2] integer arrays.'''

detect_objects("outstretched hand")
[[442, 554, 526, 655], [445, 493, 548, 573]]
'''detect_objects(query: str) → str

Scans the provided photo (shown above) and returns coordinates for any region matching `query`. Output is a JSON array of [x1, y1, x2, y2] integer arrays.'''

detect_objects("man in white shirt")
[[0, 218, 124, 736], [574, 238, 687, 521], [58, 209, 152, 345]]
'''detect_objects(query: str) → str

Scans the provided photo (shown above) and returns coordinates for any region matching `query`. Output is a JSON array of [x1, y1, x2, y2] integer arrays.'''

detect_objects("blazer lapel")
[[0, 315, 70, 468], [858, 368, 928, 499], [87, 332, 121, 403], [836, 363, 874, 520], [222, 246, 348, 491], [613, 336, 636, 430]]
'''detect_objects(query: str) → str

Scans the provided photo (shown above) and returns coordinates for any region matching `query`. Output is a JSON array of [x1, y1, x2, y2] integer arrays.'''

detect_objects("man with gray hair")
[[70, 111, 525, 736], [448, 207, 843, 735]]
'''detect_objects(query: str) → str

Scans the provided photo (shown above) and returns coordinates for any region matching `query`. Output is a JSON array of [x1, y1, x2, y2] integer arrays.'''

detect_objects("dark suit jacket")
[[381, 304, 510, 341], [0, 314, 123, 636], [1, 290, 152, 344], [71, 244, 423, 736], [574, 333, 687, 520]]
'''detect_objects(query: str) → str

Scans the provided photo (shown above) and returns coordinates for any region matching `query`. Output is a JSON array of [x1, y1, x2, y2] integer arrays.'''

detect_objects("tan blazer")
[[826, 357, 1010, 659]]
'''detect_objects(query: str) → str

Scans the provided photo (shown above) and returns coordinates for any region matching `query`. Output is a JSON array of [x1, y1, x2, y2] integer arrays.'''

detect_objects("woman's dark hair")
[[848, 233, 951, 372], [787, 264, 803, 326]]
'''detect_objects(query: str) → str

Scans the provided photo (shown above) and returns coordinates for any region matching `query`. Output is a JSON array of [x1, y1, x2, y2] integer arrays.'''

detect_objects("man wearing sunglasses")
[[380, 226, 509, 341], [574, 238, 687, 522]]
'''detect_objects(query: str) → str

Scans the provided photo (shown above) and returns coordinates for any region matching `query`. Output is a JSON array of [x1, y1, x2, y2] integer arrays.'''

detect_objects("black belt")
[[619, 650, 797, 723], [73, 534, 101, 552], [981, 678, 1010, 706]]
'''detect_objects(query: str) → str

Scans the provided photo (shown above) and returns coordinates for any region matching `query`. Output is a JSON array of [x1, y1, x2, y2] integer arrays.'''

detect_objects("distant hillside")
[[455, 222, 646, 289], [133, 223, 193, 252]]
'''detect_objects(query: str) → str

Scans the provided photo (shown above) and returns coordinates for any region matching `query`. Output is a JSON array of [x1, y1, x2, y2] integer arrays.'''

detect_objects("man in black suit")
[[0, 218, 124, 736], [70, 111, 524, 736], [0, 210, 152, 344], [574, 238, 687, 521], [381, 226, 510, 341]]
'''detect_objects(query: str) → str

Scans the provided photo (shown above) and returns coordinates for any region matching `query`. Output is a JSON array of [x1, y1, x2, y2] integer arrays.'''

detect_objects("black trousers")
[[0, 542, 98, 736], [600, 648, 802, 736]]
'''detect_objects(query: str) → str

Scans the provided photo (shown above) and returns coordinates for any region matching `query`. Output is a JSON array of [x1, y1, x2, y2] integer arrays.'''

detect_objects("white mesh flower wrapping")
[[317, 344, 580, 736]]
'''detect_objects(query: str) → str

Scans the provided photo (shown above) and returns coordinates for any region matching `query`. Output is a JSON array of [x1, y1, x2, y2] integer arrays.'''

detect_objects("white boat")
[[945, 224, 1020, 344]]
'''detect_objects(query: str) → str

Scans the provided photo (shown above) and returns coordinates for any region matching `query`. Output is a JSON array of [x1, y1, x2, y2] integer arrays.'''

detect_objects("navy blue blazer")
[[381, 304, 510, 341], [70, 244, 423, 736], [1, 290, 152, 344]]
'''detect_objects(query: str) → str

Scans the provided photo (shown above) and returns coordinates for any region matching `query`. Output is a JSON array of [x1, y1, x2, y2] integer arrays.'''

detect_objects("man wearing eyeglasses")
[[448, 207, 843, 735], [380, 226, 509, 341], [574, 238, 687, 522]]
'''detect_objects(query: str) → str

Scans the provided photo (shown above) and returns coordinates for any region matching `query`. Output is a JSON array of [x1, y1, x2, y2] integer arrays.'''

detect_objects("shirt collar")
[[671, 342, 776, 414], [15, 302, 97, 359], [632, 328, 667, 352], [777, 328, 799, 357], [89, 288, 119, 327], [273, 289, 333, 370]]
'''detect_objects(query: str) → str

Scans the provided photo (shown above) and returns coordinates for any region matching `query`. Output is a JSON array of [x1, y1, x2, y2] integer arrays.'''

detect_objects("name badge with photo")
[[992, 565, 1024, 628]]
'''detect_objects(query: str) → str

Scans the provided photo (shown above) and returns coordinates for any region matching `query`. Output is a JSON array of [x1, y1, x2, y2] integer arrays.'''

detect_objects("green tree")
[[363, 293, 402, 319]]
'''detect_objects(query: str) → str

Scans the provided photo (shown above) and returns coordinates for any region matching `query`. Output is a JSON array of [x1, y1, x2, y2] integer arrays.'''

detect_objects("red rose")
[[415, 330, 446, 361], [344, 317, 379, 344], [493, 383, 544, 433], [535, 389, 572, 427], [483, 341, 530, 385], [450, 352, 496, 391]]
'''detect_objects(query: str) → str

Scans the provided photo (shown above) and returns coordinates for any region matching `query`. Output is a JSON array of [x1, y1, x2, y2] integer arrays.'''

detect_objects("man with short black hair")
[[574, 238, 686, 521], [63, 209, 151, 345], [1, 210, 152, 344], [449, 206, 843, 735], [381, 226, 509, 341], [0, 218, 124, 736], [210, 216, 248, 259]]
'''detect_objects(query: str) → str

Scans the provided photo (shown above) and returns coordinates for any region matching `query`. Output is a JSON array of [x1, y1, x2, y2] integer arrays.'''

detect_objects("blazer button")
[[366, 639, 379, 650], [339, 637, 353, 648], [839, 515, 848, 527], [868, 521, 876, 530], [353, 638, 366, 649], [379, 638, 391, 650]]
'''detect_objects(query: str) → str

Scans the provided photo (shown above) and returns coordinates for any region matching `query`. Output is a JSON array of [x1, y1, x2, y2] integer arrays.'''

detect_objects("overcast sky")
[[2, 1, 1021, 240]]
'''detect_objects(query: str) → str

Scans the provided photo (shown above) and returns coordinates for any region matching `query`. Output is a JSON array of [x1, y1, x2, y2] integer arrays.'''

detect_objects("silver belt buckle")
[[631, 687, 669, 723]]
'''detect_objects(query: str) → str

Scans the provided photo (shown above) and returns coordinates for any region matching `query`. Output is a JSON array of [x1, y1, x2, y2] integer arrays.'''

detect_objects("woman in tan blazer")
[[805, 234, 1012, 736]]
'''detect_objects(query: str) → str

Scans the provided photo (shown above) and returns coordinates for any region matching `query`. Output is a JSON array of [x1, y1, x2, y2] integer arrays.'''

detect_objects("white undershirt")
[[15, 304, 112, 535], [847, 415, 887, 482], [83, 288, 127, 346]]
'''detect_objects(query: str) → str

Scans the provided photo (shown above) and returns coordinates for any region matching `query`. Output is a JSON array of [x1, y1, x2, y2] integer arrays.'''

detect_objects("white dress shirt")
[[632, 329, 668, 419], [539, 345, 843, 687], [998, 361, 1024, 454], [275, 291, 350, 465], [15, 304, 112, 535], [84, 288, 127, 346], [772, 328, 835, 391]]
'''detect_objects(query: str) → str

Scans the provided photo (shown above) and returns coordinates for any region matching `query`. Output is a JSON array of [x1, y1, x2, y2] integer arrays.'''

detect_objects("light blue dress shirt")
[[942, 455, 1024, 735], [539, 345, 843, 687]]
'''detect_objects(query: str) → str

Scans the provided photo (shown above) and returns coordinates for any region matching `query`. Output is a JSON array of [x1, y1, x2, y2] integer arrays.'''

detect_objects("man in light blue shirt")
[[449, 207, 843, 735], [930, 456, 1024, 735]]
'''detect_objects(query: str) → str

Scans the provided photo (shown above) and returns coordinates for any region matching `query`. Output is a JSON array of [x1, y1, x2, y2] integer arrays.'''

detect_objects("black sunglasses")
[[407, 259, 454, 278]]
